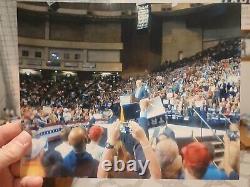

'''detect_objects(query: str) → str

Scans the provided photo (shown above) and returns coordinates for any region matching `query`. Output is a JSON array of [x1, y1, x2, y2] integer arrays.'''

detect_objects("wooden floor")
[[43, 178, 73, 187]]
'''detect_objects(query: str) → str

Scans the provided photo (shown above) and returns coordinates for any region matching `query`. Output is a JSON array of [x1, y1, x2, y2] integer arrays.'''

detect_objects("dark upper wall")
[[18, 12, 121, 43], [202, 4, 241, 49], [162, 4, 241, 62], [49, 19, 85, 41], [83, 22, 121, 43], [17, 13, 45, 39], [49, 16, 121, 42], [121, 16, 162, 72]]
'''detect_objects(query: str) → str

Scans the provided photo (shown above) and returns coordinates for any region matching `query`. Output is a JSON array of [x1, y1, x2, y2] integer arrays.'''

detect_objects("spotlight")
[[55, 70, 58, 73]]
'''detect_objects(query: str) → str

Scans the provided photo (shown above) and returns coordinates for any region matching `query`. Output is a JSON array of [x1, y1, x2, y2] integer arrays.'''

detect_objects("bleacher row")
[[163, 103, 240, 127]]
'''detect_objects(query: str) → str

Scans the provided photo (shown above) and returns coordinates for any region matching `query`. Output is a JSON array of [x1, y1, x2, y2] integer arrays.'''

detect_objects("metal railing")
[[219, 112, 233, 126], [193, 108, 224, 146]]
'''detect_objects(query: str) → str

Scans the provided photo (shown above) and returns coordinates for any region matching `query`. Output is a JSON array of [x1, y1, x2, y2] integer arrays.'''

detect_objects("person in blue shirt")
[[203, 142, 228, 180], [63, 127, 99, 177]]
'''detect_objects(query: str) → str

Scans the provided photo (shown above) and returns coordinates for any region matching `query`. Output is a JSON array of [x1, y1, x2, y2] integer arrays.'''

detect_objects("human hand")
[[140, 98, 150, 112], [129, 121, 148, 145], [223, 133, 230, 145], [107, 120, 120, 145], [0, 122, 43, 187]]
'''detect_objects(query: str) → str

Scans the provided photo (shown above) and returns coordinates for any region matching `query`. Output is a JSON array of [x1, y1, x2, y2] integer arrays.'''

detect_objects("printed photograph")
[[1, 2, 241, 181]]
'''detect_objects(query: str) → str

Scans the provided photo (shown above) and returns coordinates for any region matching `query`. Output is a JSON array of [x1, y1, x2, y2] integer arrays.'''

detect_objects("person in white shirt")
[[86, 125, 105, 161], [55, 126, 72, 158], [63, 108, 72, 122]]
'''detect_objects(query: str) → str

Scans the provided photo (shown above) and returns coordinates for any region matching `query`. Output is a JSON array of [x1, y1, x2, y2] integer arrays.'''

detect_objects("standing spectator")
[[86, 125, 105, 161], [55, 126, 72, 158], [181, 142, 211, 179], [63, 127, 99, 177]]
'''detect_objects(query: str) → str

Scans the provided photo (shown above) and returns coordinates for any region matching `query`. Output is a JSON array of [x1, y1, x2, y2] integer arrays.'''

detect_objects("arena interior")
[[0, 2, 241, 180]]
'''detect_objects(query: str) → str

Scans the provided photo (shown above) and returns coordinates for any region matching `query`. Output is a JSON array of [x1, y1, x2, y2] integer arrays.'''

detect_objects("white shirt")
[[55, 142, 72, 158], [63, 112, 72, 122], [86, 142, 104, 161]]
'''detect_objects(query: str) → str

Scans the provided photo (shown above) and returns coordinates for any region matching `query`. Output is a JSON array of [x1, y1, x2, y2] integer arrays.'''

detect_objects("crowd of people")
[[16, 38, 241, 180], [20, 99, 240, 180], [19, 38, 240, 128]]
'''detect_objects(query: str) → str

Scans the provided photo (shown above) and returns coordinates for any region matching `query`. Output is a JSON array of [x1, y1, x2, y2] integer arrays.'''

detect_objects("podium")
[[120, 95, 140, 121], [119, 95, 167, 127]]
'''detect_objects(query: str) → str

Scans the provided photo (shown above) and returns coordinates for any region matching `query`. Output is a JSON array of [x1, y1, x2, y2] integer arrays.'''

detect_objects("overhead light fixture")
[[47, 1, 56, 6], [47, 1, 60, 12]]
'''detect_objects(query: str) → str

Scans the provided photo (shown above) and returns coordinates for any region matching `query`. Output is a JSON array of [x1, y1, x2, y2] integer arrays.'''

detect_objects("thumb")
[[0, 131, 31, 171]]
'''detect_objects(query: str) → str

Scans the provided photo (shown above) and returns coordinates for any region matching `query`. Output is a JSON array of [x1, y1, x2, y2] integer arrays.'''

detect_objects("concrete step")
[[214, 148, 225, 154], [213, 157, 223, 164], [211, 141, 224, 146]]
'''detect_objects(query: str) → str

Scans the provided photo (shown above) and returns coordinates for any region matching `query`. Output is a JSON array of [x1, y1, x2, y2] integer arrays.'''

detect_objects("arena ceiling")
[[17, 2, 239, 22]]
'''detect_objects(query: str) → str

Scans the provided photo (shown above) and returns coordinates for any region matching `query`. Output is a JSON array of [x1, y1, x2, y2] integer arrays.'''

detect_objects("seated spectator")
[[63, 127, 99, 177], [86, 125, 105, 161], [181, 142, 211, 179], [55, 126, 72, 158]]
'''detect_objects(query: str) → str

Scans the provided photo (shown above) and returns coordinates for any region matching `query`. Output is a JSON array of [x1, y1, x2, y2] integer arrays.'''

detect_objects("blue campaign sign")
[[148, 114, 166, 128]]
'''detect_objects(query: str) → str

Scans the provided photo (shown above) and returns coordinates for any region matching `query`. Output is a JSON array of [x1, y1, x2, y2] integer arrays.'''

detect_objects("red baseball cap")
[[88, 125, 104, 142], [181, 142, 211, 167]]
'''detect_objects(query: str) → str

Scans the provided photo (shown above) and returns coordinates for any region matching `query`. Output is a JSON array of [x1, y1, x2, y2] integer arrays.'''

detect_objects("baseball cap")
[[181, 142, 211, 167]]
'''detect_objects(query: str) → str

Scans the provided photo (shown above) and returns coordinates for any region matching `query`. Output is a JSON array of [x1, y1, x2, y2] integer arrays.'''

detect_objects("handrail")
[[192, 130, 220, 169], [193, 108, 224, 146], [219, 112, 233, 125]]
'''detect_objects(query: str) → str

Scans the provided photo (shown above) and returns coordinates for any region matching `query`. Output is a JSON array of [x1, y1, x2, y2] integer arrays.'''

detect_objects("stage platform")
[[95, 122, 226, 139], [148, 124, 225, 139]]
